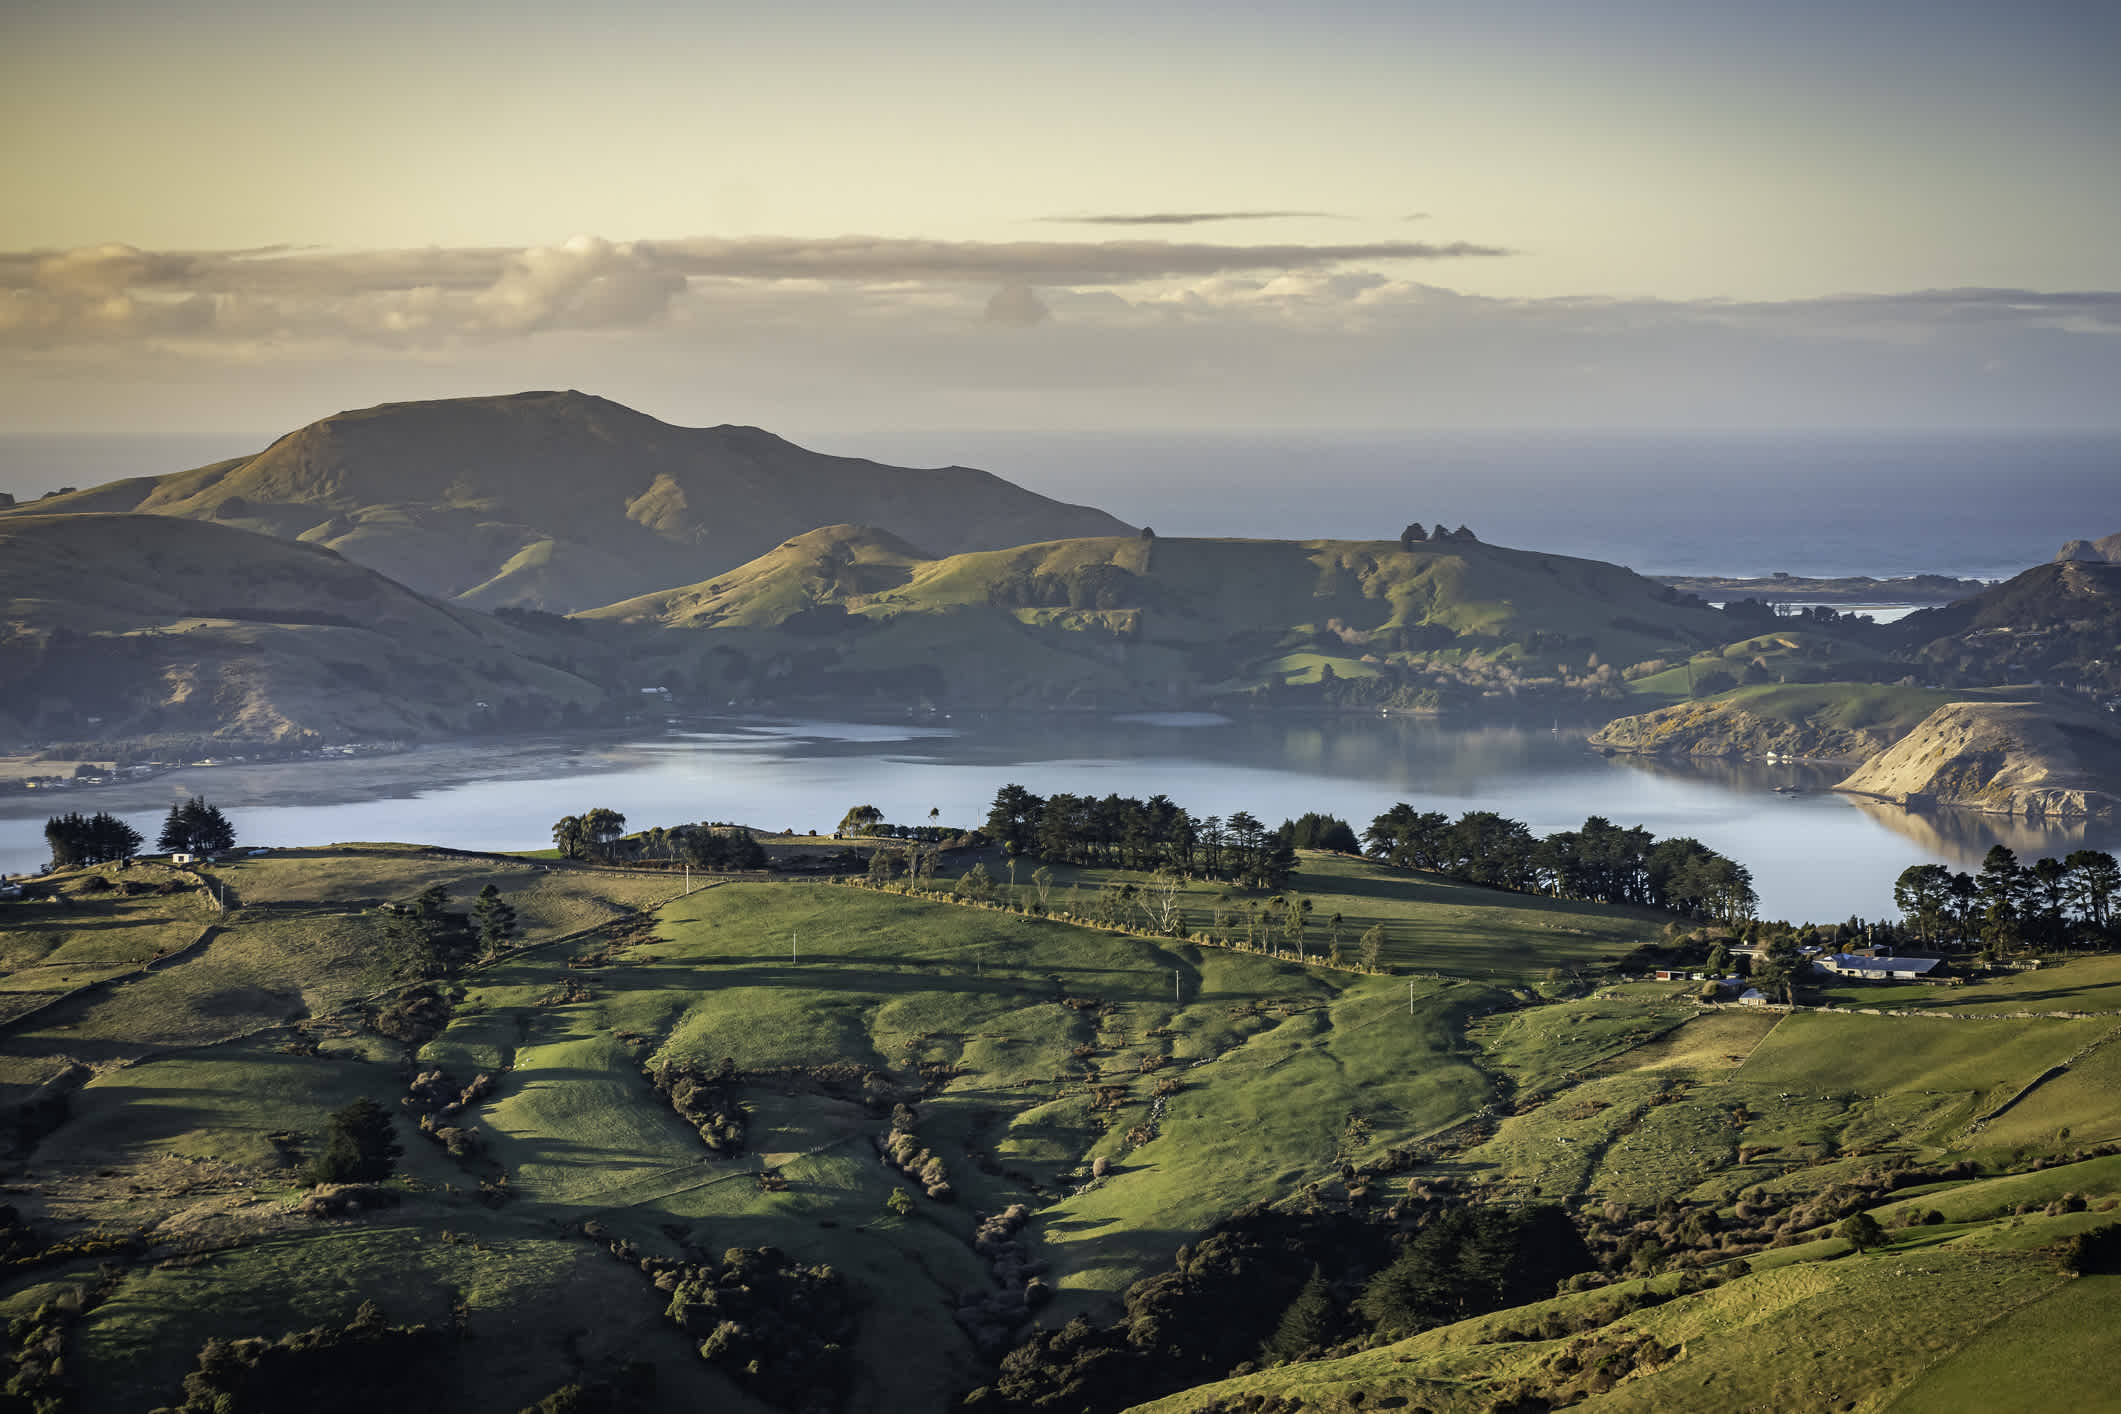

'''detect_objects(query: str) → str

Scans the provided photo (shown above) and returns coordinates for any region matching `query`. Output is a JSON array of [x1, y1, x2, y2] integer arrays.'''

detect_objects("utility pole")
[[791, 928, 796, 964], [1174, 969, 1180, 1004], [1409, 980, 1415, 1016]]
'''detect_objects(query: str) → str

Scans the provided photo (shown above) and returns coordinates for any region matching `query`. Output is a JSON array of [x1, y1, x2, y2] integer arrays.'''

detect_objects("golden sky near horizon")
[[2, 1, 2117, 435]]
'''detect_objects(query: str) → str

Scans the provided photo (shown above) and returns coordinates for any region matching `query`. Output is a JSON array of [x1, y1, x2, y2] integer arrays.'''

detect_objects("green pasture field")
[[1034, 850, 1667, 981], [9, 842, 2121, 1413], [1814, 953, 2121, 1015]]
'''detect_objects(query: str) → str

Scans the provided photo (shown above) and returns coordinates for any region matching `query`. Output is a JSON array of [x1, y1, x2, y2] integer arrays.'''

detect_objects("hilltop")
[[2057, 530, 2121, 563], [0, 514, 605, 744], [0, 392, 1132, 612], [583, 526, 1737, 710], [1897, 558, 2121, 696]]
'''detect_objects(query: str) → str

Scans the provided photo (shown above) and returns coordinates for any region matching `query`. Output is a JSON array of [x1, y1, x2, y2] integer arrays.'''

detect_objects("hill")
[[1835, 699, 2121, 817], [0, 392, 1132, 612], [1896, 558, 2121, 696], [583, 527, 1738, 710], [8, 841, 2121, 1412], [0, 514, 606, 744]]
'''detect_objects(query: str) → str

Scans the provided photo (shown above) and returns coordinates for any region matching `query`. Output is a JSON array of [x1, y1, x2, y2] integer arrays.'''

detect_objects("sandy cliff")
[[1834, 701, 2121, 818]]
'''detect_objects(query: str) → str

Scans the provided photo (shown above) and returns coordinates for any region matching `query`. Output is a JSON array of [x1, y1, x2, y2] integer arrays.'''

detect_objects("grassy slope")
[[581, 531, 1737, 705], [14, 847, 2121, 1412]]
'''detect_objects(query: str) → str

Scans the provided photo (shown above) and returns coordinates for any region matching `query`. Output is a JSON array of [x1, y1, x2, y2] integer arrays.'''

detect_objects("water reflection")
[[3, 712, 2114, 924]]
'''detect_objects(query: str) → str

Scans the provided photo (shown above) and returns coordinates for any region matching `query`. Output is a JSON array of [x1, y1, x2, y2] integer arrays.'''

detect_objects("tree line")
[[1894, 845, 2120, 954], [1364, 807, 1757, 923], [42, 797, 238, 870], [985, 785, 1299, 889]]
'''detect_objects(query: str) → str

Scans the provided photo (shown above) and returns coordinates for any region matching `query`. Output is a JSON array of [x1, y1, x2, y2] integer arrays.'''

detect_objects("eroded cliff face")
[[1834, 702, 2121, 818]]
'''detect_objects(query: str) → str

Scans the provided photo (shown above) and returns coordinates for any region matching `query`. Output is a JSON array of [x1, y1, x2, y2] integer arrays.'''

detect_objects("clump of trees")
[[148, 1302, 446, 1414], [307, 1098, 402, 1186], [156, 797, 236, 854], [1894, 846, 2120, 953], [877, 1102, 952, 1201], [661, 1247, 854, 1413], [549, 810, 767, 870], [42, 811, 143, 869], [985, 786, 1297, 888], [550, 808, 627, 861], [1365, 807, 1756, 923], [650, 1057, 745, 1156], [974, 1203, 1587, 1413]]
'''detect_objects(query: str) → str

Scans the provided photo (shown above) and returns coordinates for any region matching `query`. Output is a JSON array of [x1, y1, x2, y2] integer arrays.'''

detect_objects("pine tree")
[[1261, 1266, 1336, 1363], [310, 1097, 402, 1184], [472, 883, 518, 951], [157, 803, 187, 852]]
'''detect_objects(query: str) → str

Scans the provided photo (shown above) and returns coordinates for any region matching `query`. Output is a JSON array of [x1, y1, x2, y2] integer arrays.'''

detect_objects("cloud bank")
[[1039, 211, 1345, 226], [1, 234, 2115, 433]]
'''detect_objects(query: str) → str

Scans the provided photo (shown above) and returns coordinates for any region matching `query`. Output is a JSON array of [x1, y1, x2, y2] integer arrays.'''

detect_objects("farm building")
[[1815, 954, 1946, 982]]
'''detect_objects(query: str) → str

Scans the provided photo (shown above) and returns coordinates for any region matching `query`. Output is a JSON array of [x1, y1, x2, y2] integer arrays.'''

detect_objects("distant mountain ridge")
[[0, 391, 1132, 612]]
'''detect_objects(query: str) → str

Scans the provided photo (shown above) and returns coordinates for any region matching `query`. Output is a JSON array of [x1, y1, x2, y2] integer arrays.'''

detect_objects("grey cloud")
[[1039, 211, 1344, 226], [985, 283, 1051, 328], [0, 234, 1512, 350]]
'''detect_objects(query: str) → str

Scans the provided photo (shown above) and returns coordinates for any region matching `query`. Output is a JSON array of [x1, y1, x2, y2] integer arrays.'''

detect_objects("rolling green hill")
[[0, 392, 1133, 612], [7, 841, 2120, 1412], [0, 513, 606, 744], [584, 526, 1737, 710]]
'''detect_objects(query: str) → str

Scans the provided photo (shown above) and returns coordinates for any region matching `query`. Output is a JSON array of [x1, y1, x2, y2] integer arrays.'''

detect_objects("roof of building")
[[1825, 954, 1943, 975]]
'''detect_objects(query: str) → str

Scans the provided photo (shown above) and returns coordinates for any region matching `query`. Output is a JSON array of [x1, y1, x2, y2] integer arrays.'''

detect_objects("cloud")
[[0, 233, 1512, 351], [1038, 211, 1344, 226], [1, 234, 2115, 434], [984, 283, 1050, 327]]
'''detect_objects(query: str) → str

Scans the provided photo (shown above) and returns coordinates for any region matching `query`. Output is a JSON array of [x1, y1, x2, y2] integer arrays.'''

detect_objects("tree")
[[1399, 523, 1428, 549], [1751, 933, 1804, 1004], [579, 808, 627, 858], [1260, 1266, 1336, 1364], [472, 883, 517, 952], [2066, 850, 2119, 940], [309, 1097, 402, 1185], [1359, 924, 1386, 972], [838, 804, 885, 838], [1893, 863, 1952, 947], [551, 815, 586, 861], [157, 797, 235, 854], [1326, 912, 1345, 967], [885, 1186, 915, 1218], [954, 862, 994, 903], [1976, 845, 2028, 953], [1836, 1212, 1885, 1252], [867, 847, 898, 884]]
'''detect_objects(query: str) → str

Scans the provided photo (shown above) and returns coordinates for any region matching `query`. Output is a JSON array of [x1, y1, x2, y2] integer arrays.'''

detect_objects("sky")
[[2, 0, 2118, 445]]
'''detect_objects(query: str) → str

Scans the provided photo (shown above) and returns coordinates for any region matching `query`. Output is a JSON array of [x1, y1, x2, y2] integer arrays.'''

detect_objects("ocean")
[[5, 429, 2116, 582]]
